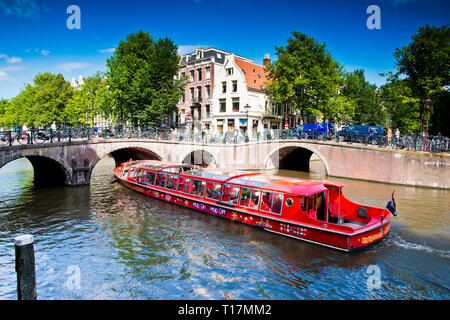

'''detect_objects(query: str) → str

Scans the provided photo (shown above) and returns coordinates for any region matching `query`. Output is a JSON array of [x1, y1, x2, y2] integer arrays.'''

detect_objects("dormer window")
[[226, 68, 233, 76], [195, 48, 204, 59]]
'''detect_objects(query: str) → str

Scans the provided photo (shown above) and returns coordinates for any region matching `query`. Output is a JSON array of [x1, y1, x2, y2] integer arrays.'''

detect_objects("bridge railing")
[[0, 126, 449, 154]]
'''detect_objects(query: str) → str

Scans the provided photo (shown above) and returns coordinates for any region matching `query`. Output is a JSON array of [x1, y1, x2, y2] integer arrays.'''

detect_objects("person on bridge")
[[51, 121, 57, 131], [22, 123, 30, 143]]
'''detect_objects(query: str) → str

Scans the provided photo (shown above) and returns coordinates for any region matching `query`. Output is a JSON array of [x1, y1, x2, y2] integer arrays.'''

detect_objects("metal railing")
[[0, 127, 449, 154]]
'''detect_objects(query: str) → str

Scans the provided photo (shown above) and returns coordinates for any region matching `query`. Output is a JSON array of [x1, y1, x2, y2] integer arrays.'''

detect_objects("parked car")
[[292, 123, 335, 140], [337, 125, 387, 144]]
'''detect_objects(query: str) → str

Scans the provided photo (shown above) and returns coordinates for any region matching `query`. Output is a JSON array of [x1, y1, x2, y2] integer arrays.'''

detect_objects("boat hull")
[[116, 176, 391, 252]]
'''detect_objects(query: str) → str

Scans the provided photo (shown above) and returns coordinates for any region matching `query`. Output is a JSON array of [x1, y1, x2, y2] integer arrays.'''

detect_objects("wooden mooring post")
[[14, 234, 37, 300]]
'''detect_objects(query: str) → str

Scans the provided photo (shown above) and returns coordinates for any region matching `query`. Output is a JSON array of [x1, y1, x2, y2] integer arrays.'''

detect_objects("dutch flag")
[[386, 191, 397, 216]]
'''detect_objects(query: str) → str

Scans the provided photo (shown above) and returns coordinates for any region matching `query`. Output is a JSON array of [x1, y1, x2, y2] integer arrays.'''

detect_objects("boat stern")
[[347, 219, 392, 251]]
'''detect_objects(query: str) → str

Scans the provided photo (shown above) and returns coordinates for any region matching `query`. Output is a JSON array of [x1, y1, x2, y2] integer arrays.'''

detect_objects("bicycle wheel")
[[33, 131, 50, 144], [0, 132, 11, 146], [17, 134, 29, 144]]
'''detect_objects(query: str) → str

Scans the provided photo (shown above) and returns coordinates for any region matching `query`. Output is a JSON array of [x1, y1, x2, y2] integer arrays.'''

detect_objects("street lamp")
[[425, 97, 432, 137]]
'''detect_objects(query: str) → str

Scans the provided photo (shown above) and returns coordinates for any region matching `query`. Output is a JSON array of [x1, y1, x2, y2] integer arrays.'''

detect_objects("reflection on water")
[[0, 157, 448, 300]]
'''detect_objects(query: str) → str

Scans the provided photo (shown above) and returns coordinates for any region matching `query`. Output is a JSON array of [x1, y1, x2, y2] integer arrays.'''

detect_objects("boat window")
[[146, 171, 156, 185], [307, 195, 315, 211], [190, 179, 206, 197], [300, 197, 306, 211], [205, 182, 222, 201], [260, 192, 283, 215], [221, 185, 240, 205], [178, 177, 192, 193], [239, 188, 260, 209], [122, 169, 129, 178], [136, 170, 146, 184], [166, 174, 178, 190], [155, 173, 167, 188], [128, 167, 136, 179]]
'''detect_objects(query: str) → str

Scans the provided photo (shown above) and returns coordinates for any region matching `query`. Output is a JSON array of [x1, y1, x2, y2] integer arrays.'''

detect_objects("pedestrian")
[[387, 127, 392, 142], [395, 128, 400, 141], [22, 122, 30, 143], [50, 121, 57, 131]]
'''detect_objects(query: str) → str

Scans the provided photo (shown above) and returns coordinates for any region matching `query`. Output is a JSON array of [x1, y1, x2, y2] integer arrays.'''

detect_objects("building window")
[[205, 67, 211, 80], [226, 68, 233, 76], [197, 86, 202, 102], [205, 105, 210, 119], [232, 80, 237, 92], [197, 69, 202, 81], [181, 91, 185, 103], [181, 72, 186, 79], [205, 85, 210, 99], [219, 99, 226, 113], [190, 70, 195, 82], [190, 87, 194, 101], [222, 81, 227, 93], [232, 98, 240, 112]]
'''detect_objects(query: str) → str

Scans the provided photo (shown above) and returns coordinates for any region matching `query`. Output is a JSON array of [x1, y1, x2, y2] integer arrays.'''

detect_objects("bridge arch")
[[91, 145, 163, 179], [265, 144, 330, 175], [181, 149, 217, 168], [0, 153, 72, 187]]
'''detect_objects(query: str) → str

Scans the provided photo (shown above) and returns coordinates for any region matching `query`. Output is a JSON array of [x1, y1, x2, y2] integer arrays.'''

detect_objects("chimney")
[[263, 53, 271, 67]]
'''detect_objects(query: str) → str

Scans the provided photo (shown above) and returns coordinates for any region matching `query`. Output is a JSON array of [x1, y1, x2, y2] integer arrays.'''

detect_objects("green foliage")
[[66, 72, 111, 126], [394, 24, 450, 131], [1, 73, 73, 128], [265, 31, 351, 123], [378, 76, 421, 134], [342, 69, 387, 126], [106, 30, 184, 126]]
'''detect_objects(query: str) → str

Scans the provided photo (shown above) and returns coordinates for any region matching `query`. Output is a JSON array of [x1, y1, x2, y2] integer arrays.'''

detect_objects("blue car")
[[337, 125, 387, 144], [292, 123, 335, 140]]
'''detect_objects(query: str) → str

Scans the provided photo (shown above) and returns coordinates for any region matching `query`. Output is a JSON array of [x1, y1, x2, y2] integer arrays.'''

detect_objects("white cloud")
[[0, 53, 23, 64], [0, 65, 24, 72], [54, 62, 89, 72], [99, 48, 116, 53], [0, 70, 9, 82], [41, 50, 50, 56]]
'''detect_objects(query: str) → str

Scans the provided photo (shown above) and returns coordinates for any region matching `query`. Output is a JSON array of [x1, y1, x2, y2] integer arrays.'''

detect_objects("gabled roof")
[[234, 58, 269, 91]]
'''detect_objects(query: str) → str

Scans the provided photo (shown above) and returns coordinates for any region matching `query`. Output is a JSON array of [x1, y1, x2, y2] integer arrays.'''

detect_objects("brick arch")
[[264, 143, 330, 175], [90, 145, 163, 179], [181, 149, 217, 168]]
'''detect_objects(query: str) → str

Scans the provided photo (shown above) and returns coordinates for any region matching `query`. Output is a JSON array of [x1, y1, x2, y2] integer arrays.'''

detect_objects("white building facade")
[[211, 54, 280, 139]]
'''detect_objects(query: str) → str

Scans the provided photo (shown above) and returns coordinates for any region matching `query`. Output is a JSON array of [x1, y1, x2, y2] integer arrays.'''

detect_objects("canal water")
[[0, 157, 448, 300]]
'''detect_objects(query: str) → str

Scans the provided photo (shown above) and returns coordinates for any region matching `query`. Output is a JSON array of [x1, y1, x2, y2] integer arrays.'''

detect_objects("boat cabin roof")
[[121, 160, 343, 197]]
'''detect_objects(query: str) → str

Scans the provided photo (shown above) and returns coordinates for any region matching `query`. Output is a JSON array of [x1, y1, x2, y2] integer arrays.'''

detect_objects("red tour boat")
[[113, 160, 397, 252]]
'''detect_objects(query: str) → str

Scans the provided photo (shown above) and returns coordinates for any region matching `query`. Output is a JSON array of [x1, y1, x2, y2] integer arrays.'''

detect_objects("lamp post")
[[425, 97, 432, 137]]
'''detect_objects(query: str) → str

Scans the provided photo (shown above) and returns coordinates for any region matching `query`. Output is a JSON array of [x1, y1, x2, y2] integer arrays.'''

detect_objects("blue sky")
[[0, 0, 448, 99]]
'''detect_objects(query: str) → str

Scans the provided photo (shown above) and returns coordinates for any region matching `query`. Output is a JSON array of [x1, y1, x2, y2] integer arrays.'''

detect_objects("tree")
[[265, 31, 346, 123], [378, 77, 421, 134], [0, 99, 7, 128], [2, 73, 73, 128], [393, 24, 450, 133], [66, 72, 110, 126], [106, 30, 184, 126], [342, 69, 387, 126]]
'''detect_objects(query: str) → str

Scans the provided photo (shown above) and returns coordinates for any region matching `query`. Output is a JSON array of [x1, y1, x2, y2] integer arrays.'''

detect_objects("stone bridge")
[[0, 139, 449, 189]]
